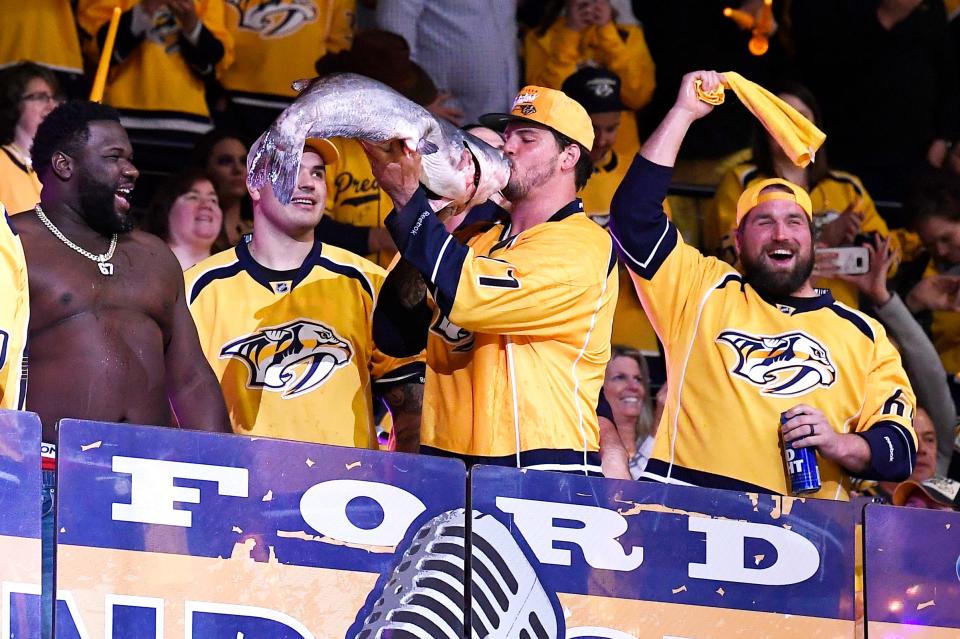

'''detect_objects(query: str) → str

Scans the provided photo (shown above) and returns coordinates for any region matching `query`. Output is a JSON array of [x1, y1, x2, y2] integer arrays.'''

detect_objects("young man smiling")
[[609, 70, 918, 499], [186, 138, 424, 449]]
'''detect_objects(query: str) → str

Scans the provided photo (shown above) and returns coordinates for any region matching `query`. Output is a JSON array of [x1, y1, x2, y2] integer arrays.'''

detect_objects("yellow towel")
[[695, 72, 826, 168]]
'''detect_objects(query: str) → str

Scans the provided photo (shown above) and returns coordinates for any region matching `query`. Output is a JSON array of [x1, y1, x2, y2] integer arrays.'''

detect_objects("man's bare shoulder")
[[125, 229, 183, 273]]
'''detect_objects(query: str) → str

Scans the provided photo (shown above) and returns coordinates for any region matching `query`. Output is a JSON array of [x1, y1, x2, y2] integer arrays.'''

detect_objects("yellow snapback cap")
[[735, 178, 813, 226], [479, 85, 595, 150]]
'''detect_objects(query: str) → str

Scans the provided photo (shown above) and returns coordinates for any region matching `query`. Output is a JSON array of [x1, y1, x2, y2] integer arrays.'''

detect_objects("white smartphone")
[[815, 246, 870, 275]]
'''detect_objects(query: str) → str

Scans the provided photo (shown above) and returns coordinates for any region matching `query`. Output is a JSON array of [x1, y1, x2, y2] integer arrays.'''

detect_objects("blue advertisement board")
[[0, 409, 42, 639], [470, 465, 856, 638], [54, 419, 467, 638], [864, 503, 960, 638]]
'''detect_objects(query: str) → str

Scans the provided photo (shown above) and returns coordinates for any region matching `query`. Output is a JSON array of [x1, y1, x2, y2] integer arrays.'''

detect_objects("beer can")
[[781, 412, 821, 495]]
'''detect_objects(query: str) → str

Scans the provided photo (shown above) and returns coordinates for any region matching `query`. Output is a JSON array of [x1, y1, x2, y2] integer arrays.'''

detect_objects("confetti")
[[716, 588, 725, 596], [754, 554, 765, 566], [81, 441, 102, 451], [346, 461, 361, 470], [306, 458, 315, 467], [917, 600, 935, 611], [262, 490, 273, 502], [672, 585, 687, 594]]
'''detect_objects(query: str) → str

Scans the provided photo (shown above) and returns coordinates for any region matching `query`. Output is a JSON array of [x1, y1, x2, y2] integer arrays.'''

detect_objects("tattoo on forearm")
[[394, 259, 428, 309], [384, 382, 424, 416]]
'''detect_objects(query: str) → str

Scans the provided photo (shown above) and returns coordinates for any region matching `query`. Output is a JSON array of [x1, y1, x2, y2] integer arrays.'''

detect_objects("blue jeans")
[[41, 470, 55, 639]]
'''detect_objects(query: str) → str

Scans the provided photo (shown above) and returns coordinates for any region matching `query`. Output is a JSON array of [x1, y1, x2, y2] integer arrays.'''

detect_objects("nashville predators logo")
[[227, 0, 318, 38], [716, 330, 836, 397], [220, 320, 352, 398], [431, 315, 473, 352]]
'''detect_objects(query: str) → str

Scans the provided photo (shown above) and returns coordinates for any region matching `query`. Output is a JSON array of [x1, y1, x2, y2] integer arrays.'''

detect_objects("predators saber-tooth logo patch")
[[227, 0, 319, 38], [716, 330, 836, 397], [220, 319, 352, 398]]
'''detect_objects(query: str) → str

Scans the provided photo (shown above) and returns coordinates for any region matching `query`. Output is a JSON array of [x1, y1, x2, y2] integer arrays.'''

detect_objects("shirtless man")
[[13, 99, 230, 638], [13, 100, 230, 442]]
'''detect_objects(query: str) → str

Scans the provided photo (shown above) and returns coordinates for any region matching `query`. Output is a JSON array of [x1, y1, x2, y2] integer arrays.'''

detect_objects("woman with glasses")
[[0, 62, 61, 214]]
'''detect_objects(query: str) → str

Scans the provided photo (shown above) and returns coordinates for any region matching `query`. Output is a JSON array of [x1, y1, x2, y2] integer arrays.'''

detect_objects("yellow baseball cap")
[[303, 138, 340, 166], [246, 135, 339, 180], [735, 178, 813, 226], [479, 85, 595, 150]]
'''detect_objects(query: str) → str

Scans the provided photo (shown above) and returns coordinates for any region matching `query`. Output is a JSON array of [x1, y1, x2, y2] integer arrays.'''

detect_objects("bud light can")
[[781, 412, 821, 495]]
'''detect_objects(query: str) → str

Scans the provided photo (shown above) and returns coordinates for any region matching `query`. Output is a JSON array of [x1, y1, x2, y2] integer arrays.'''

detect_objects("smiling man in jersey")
[[364, 85, 621, 477], [608, 70, 918, 499], [185, 138, 424, 449]]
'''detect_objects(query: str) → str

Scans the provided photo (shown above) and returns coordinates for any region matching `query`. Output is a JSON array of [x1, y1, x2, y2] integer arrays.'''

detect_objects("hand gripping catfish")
[[247, 73, 509, 211]]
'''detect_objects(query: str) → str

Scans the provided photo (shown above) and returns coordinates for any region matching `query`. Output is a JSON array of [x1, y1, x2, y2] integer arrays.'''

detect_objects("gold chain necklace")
[[34, 204, 118, 276]]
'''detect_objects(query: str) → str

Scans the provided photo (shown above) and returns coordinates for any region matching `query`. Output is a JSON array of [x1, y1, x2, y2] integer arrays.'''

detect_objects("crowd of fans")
[[2, 0, 960, 512]]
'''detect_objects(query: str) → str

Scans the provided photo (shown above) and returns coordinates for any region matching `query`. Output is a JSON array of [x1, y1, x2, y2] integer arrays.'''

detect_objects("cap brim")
[[304, 138, 340, 166], [479, 112, 547, 133]]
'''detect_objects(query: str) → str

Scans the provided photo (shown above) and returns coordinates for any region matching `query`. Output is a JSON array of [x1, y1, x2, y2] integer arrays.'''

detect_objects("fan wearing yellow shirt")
[[562, 65, 662, 365], [609, 70, 917, 500], [186, 138, 424, 449], [365, 85, 620, 477]]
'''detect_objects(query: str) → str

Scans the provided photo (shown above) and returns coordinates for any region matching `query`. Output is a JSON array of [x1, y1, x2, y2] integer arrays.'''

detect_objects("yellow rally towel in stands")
[[695, 72, 826, 167]]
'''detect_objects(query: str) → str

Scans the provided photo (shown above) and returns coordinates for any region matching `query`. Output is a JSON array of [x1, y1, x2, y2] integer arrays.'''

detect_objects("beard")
[[502, 156, 557, 202], [78, 167, 135, 235], [741, 243, 814, 298]]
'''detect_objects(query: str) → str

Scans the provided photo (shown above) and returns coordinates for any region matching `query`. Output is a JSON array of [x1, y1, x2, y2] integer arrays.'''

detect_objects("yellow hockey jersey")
[[387, 191, 617, 472], [185, 239, 421, 447], [78, 0, 234, 122], [219, 0, 354, 101], [583, 150, 658, 356], [0, 206, 28, 410], [610, 156, 918, 500], [0, 146, 42, 215], [0, 2, 83, 74]]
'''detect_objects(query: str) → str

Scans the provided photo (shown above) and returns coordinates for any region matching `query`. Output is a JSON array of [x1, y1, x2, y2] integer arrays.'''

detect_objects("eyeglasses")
[[21, 92, 61, 105]]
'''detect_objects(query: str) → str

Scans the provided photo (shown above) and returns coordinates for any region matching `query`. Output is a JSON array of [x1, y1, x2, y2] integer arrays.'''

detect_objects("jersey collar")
[[759, 287, 835, 315], [547, 198, 584, 223], [236, 237, 324, 293]]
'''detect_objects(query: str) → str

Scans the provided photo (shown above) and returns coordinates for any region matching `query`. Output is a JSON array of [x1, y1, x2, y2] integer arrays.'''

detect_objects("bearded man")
[[364, 86, 621, 476], [607, 70, 917, 500], [12, 100, 229, 637]]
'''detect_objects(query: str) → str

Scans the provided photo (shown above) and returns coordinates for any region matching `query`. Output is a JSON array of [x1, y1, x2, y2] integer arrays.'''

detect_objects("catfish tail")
[[247, 128, 303, 205]]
